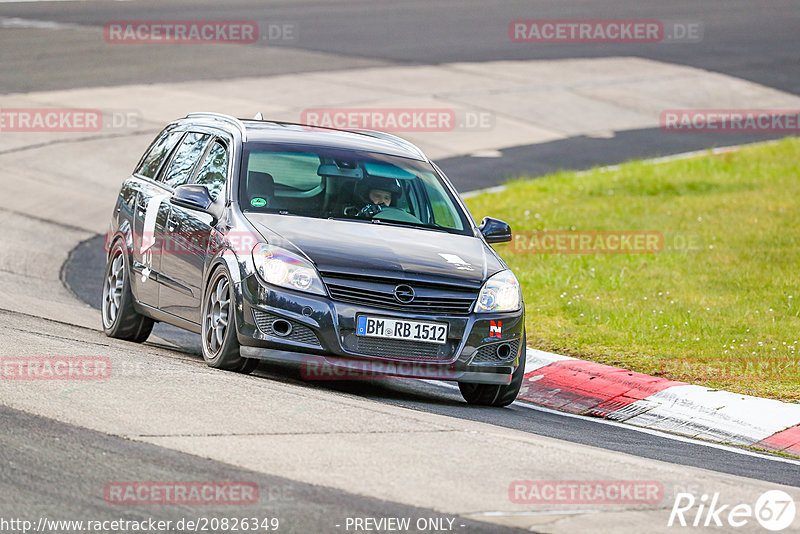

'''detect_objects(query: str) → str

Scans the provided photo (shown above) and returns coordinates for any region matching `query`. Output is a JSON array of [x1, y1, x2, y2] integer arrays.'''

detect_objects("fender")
[[104, 219, 133, 258], [204, 243, 251, 337]]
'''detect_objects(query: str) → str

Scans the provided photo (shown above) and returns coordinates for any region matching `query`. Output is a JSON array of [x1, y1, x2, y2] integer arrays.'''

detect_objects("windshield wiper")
[[328, 215, 369, 222], [326, 215, 451, 233], [369, 218, 449, 233]]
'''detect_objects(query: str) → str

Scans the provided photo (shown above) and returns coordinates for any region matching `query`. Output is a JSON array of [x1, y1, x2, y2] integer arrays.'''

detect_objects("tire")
[[101, 240, 154, 343], [459, 335, 526, 407], [201, 266, 258, 374]]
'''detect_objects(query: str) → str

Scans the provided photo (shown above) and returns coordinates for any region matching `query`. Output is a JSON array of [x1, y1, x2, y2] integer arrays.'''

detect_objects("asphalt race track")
[[61, 233, 800, 489], [1, 1, 799, 533]]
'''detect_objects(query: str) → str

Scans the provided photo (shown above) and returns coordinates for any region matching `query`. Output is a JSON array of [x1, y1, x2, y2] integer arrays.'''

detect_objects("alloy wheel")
[[102, 251, 124, 328], [204, 274, 231, 356]]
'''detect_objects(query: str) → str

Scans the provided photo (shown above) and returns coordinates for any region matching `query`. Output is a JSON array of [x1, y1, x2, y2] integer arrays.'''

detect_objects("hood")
[[245, 213, 504, 287]]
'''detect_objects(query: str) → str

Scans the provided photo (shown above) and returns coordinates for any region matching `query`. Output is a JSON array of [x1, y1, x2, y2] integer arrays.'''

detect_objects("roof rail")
[[185, 112, 247, 141], [245, 116, 426, 159], [355, 130, 427, 160], [185, 114, 426, 159]]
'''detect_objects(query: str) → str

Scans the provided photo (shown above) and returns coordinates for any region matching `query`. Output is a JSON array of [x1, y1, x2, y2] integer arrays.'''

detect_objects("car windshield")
[[239, 143, 472, 234]]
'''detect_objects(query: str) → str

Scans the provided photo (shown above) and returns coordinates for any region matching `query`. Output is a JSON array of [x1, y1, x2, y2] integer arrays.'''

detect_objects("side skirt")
[[133, 301, 202, 334]]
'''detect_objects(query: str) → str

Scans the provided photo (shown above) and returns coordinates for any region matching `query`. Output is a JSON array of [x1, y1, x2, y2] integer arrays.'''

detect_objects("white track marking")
[[625, 385, 800, 445], [427, 380, 800, 466], [0, 17, 87, 29]]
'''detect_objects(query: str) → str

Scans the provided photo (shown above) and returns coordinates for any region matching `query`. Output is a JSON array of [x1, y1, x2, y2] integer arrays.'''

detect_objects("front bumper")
[[234, 274, 525, 384]]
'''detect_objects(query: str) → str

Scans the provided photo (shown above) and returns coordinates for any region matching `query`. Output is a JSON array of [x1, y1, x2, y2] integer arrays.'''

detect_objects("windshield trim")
[[239, 209, 466, 236]]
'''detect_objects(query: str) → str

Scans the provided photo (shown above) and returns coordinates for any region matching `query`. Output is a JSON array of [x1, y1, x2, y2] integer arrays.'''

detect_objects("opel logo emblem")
[[393, 284, 415, 304]]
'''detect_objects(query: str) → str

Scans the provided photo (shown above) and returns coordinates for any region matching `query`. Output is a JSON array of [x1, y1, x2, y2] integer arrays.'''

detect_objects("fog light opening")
[[496, 343, 512, 360], [272, 319, 293, 337]]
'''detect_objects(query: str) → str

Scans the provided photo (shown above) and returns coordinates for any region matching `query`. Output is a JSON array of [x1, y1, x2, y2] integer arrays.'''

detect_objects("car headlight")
[[474, 270, 521, 313], [251, 243, 326, 295]]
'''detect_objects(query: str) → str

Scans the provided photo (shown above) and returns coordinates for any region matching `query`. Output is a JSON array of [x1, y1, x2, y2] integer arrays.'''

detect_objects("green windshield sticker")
[[250, 197, 267, 207]]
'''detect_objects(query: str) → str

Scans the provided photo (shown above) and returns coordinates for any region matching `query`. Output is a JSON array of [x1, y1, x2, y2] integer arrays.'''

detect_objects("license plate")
[[356, 315, 448, 344]]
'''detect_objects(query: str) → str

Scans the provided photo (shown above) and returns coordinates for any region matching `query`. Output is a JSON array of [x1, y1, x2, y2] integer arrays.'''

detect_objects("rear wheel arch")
[[101, 239, 154, 343]]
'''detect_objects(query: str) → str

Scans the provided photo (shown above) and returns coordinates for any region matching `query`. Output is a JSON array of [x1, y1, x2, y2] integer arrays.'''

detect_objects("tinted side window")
[[136, 131, 183, 179], [421, 174, 464, 230], [194, 141, 228, 201], [162, 133, 212, 188]]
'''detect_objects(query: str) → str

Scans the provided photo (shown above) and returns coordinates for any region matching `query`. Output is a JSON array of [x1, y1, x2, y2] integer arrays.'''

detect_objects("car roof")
[[175, 113, 428, 161]]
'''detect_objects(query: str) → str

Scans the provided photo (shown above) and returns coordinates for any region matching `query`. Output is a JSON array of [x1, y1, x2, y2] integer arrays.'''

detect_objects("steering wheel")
[[372, 206, 423, 224]]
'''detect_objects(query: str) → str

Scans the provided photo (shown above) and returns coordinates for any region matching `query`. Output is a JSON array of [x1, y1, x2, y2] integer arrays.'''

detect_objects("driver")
[[355, 176, 402, 218], [368, 188, 392, 207]]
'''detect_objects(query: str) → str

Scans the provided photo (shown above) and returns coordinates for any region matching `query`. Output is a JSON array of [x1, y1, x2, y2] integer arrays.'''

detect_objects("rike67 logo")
[[668, 490, 796, 531]]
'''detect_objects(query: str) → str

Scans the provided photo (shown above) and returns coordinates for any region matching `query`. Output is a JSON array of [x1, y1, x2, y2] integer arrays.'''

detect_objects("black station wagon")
[[102, 113, 526, 406]]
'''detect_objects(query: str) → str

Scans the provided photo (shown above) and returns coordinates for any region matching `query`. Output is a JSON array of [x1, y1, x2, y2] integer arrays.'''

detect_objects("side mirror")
[[170, 184, 222, 220], [479, 216, 512, 244]]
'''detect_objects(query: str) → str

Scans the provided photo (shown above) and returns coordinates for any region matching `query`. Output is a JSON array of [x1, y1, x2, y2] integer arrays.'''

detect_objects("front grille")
[[321, 271, 478, 315], [471, 338, 521, 364], [252, 310, 321, 347], [341, 331, 456, 362]]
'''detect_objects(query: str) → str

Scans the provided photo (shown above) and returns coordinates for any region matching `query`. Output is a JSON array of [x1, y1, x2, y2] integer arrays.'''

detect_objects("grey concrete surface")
[[1, 3, 799, 532], [0, 404, 528, 534]]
